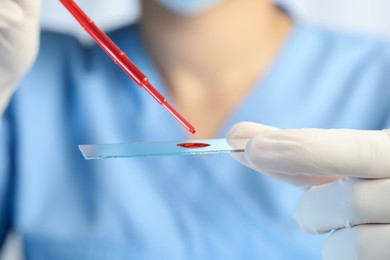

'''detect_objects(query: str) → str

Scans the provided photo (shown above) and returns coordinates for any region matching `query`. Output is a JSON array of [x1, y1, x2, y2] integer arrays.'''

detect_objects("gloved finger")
[[245, 128, 390, 179], [227, 122, 339, 189], [323, 224, 390, 260], [0, 0, 24, 28], [227, 121, 279, 167], [295, 178, 390, 234]]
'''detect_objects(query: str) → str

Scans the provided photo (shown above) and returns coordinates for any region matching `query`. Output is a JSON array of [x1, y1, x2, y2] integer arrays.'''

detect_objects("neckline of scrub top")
[[123, 23, 302, 140], [217, 23, 303, 136]]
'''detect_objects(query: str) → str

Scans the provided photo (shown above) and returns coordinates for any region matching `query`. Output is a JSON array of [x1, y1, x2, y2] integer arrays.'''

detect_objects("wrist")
[[0, 82, 18, 116]]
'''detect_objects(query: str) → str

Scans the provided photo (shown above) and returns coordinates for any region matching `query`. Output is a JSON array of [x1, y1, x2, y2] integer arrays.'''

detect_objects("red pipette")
[[59, 0, 196, 134]]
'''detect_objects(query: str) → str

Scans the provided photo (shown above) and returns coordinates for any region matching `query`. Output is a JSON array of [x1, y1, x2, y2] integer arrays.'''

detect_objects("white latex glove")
[[0, 0, 41, 116], [227, 122, 390, 260]]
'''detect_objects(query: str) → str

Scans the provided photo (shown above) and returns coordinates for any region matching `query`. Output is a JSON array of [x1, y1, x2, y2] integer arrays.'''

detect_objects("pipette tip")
[[189, 127, 196, 135], [161, 101, 196, 134]]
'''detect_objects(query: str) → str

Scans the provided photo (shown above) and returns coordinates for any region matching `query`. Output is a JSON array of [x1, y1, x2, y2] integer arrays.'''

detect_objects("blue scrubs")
[[1, 23, 390, 259]]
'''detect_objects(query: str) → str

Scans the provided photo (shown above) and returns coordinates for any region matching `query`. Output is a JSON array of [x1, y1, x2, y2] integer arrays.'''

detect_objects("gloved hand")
[[227, 122, 390, 260], [0, 0, 41, 116]]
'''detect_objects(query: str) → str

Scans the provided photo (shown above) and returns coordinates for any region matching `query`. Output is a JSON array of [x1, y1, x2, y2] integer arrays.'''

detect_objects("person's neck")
[[140, 0, 292, 138], [140, 0, 292, 92]]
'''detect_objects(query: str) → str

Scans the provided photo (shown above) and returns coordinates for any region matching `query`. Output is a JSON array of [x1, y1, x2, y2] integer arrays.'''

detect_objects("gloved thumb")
[[242, 128, 390, 179], [227, 122, 340, 189]]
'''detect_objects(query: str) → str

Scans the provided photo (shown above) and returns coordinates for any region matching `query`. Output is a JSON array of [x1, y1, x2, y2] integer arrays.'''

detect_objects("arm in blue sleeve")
[[0, 111, 14, 249]]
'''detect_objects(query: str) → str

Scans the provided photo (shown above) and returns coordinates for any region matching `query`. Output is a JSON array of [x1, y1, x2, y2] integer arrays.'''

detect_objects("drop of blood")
[[177, 142, 210, 148]]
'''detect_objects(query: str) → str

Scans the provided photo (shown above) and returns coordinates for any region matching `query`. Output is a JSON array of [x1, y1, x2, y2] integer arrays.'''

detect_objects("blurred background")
[[278, 0, 390, 40], [1, 0, 389, 259], [39, 0, 390, 43]]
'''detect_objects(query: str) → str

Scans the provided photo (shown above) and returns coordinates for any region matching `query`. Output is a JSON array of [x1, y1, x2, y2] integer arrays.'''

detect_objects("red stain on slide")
[[177, 142, 210, 149]]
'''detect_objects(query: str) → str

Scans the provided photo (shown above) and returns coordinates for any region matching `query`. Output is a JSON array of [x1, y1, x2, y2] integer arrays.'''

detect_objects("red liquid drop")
[[177, 142, 210, 148]]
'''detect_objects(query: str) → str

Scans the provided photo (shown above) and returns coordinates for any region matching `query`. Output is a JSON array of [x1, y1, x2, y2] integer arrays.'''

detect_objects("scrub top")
[[1, 23, 390, 259]]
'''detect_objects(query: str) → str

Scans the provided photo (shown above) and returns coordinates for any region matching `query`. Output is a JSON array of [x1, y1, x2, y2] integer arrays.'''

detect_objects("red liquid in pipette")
[[59, 0, 196, 134]]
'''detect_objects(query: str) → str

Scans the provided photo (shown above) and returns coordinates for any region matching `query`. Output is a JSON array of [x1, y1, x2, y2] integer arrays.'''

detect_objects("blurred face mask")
[[154, 0, 225, 15]]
